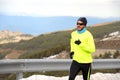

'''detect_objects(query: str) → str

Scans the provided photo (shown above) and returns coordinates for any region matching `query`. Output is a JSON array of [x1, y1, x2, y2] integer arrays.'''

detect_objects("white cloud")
[[0, 0, 120, 18]]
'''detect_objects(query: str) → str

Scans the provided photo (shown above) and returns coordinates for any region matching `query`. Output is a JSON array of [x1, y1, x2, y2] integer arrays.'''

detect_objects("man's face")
[[77, 21, 85, 31]]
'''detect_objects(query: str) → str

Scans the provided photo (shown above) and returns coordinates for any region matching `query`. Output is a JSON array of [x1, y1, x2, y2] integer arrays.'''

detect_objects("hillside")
[[0, 21, 120, 59], [0, 30, 33, 44]]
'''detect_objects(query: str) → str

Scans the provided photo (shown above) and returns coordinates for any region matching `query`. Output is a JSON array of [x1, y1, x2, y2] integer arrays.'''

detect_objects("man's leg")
[[69, 60, 81, 80], [82, 63, 91, 80]]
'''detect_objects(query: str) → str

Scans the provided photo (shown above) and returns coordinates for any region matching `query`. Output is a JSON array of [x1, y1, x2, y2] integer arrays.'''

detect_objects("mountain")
[[0, 21, 120, 59], [0, 30, 33, 44], [0, 15, 120, 35]]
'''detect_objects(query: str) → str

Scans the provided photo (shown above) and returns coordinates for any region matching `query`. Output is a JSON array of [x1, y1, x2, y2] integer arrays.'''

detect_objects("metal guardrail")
[[0, 59, 120, 80]]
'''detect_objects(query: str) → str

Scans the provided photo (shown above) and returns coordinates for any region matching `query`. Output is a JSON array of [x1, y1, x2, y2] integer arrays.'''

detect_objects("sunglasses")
[[77, 23, 84, 25]]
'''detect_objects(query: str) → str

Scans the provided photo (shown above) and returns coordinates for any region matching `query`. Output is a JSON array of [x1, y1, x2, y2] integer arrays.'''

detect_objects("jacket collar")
[[77, 28, 86, 34]]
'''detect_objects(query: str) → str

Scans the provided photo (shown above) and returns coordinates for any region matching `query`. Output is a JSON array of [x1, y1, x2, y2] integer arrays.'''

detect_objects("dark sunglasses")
[[77, 23, 84, 25]]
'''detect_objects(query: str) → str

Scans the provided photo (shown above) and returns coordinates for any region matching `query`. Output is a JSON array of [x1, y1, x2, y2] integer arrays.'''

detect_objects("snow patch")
[[20, 73, 120, 80], [101, 31, 120, 41], [109, 31, 119, 36], [45, 55, 58, 59]]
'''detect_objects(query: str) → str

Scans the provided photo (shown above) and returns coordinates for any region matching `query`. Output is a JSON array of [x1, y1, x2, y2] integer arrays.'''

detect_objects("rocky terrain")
[[0, 30, 33, 44]]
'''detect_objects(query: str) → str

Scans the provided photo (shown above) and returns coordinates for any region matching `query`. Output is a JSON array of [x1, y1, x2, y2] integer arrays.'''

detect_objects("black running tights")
[[69, 60, 91, 80]]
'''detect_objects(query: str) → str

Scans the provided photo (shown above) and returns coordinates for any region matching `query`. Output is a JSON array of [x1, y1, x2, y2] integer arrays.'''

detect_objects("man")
[[69, 17, 96, 80]]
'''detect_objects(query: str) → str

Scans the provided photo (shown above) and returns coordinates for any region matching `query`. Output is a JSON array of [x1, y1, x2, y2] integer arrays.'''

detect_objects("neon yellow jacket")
[[70, 29, 96, 63]]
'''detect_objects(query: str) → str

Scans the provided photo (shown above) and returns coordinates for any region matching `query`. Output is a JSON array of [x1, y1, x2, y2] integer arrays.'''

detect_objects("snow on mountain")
[[101, 31, 120, 41], [109, 31, 119, 36], [20, 73, 120, 80], [44, 51, 69, 59]]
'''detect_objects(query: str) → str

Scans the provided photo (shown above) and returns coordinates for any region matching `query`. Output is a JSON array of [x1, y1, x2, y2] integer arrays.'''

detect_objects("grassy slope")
[[0, 21, 120, 59]]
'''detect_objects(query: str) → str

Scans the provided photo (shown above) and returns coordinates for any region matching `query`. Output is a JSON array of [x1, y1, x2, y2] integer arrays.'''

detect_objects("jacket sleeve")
[[70, 35, 74, 52], [70, 33, 75, 52], [79, 32, 96, 53]]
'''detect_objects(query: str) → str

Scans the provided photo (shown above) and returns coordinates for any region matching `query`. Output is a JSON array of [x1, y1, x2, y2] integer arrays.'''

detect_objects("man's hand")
[[75, 39, 81, 45], [70, 52, 74, 59]]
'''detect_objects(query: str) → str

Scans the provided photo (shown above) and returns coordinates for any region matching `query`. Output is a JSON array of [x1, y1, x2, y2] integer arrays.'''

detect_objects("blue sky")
[[0, 0, 120, 35]]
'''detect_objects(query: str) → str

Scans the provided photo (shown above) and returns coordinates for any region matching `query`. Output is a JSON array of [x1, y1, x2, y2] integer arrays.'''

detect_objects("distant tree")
[[113, 50, 120, 58]]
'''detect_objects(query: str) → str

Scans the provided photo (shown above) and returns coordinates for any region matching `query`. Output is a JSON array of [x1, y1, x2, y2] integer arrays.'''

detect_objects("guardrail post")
[[16, 72, 23, 80]]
